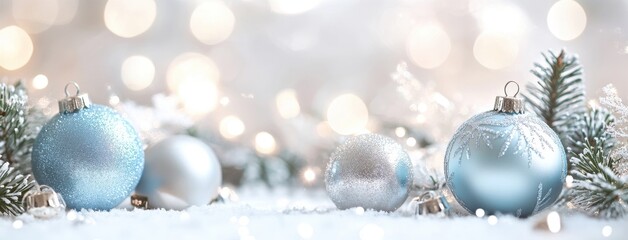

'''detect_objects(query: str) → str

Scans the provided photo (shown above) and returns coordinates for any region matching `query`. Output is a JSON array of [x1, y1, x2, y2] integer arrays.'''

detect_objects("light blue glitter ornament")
[[32, 82, 144, 211], [445, 81, 566, 218]]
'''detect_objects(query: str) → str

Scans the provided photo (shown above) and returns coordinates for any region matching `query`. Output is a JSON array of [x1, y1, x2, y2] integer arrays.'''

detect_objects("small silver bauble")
[[135, 135, 222, 210], [445, 81, 567, 218], [325, 133, 413, 212]]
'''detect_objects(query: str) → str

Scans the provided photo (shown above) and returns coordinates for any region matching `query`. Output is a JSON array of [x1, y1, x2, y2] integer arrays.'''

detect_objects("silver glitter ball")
[[325, 134, 413, 212], [135, 135, 222, 210]]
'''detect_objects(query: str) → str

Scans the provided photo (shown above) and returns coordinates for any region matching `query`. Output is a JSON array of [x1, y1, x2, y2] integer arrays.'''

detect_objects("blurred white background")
[[1, 0, 627, 140]]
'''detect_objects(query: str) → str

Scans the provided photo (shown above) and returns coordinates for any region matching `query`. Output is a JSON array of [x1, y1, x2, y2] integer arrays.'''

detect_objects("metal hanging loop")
[[58, 81, 91, 113]]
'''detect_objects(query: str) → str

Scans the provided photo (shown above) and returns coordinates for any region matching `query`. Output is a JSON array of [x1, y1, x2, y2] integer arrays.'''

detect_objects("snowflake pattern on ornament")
[[445, 110, 567, 217], [449, 111, 556, 168], [532, 183, 553, 215]]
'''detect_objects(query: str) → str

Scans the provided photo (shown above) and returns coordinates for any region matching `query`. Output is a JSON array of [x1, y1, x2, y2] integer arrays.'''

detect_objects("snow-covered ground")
[[2, 187, 627, 240]]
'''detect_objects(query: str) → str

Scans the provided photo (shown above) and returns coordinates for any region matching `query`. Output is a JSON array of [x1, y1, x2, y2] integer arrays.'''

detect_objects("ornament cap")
[[130, 194, 149, 209], [494, 81, 524, 114], [58, 82, 91, 113], [23, 185, 66, 219], [412, 191, 451, 216]]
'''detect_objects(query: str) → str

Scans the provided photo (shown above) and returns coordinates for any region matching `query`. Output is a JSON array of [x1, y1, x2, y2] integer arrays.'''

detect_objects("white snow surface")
[[2, 187, 627, 240]]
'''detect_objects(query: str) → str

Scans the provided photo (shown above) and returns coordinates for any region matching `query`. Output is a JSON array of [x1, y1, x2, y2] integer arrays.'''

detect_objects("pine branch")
[[524, 50, 585, 150], [567, 141, 628, 218], [568, 107, 615, 158], [0, 161, 35, 216], [0, 80, 37, 175]]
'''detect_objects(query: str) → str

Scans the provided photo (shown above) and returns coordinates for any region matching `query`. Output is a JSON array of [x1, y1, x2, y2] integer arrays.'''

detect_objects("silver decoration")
[[445, 85, 566, 218], [58, 82, 91, 113], [411, 191, 451, 217], [23, 185, 66, 219], [135, 135, 222, 210], [325, 134, 413, 212]]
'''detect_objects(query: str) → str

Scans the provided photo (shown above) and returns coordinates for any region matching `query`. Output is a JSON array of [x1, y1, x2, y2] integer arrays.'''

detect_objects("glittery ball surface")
[[32, 104, 144, 210], [325, 134, 413, 212], [445, 111, 566, 218]]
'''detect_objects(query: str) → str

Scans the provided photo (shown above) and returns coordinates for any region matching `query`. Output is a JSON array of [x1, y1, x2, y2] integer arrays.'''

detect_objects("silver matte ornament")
[[325, 134, 413, 212], [445, 81, 567, 218], [135, 135, 222, 210]]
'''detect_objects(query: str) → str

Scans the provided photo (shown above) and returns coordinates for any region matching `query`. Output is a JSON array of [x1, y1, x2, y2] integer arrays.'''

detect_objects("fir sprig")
[[0, 161, 34, 216], [568, 107, 615, 158], [525, 49, 585, 149], [568, 141, 627, 218], [0, 80, 39, 216], [0, 81, 36, 175]]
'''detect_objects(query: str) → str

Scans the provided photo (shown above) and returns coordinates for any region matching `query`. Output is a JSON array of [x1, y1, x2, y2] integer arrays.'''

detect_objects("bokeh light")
[[547, 0, 587, 41], [394, 127, 406, 138], [327, 94, 369, 135], [302, 168, 316, 183], [406, 23, 451, 69], [167, 53, 220, 92], [275, 89, 301, 119], [190, 1, 235, 45], [473, 2, 529, 37], [0, 26, 34, 71], [406, 137, 417, 147], [487, 215, 498, 225], [602, 226, 613, 237], [602, 225, 612, 237], [12, 0, 59, 33], [104, 0, 157, 38], [219, 115, 245, 139], [121, 55, 155, 91], [167, 53, 220, 115], [32, 74, 49, 90], [547, 211, 561, 233], [475, 208, 485, 217], [12, 220, 23, 229], [269, 0, 321, 15], [178, 78, 218, 116], [255, 132, 277, 154], [565, 175, 574, 188], [473, 32, 519, 70]]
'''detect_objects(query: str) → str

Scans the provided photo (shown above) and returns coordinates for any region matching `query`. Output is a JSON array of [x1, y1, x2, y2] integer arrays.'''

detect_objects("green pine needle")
[[568, 141, 628, 218], [568, 107, 615, 158], [0, 161, 35, 216], [0, 80, 36, 175], [525, 49, 585, 149], [0, 79, 40, 216]]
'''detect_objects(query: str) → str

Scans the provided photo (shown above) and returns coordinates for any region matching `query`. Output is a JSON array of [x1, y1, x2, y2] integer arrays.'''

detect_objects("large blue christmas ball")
[[32, 104, 144, 210], [445, 111, 566, 217]]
